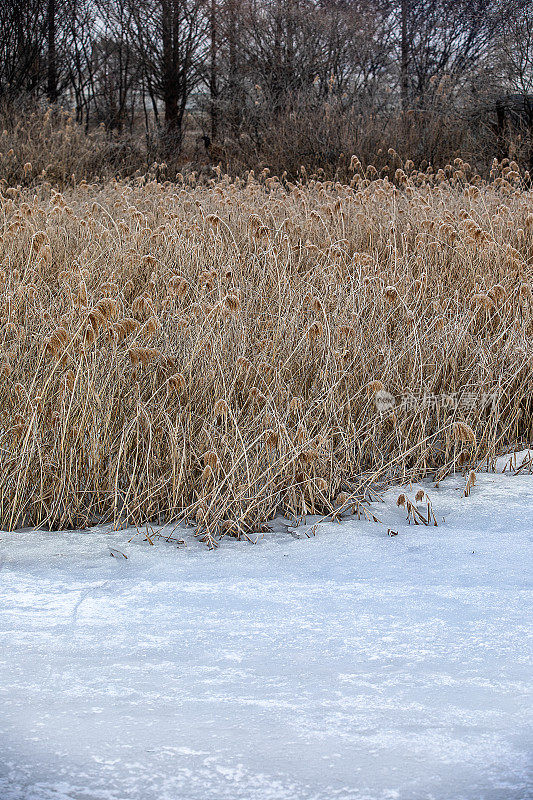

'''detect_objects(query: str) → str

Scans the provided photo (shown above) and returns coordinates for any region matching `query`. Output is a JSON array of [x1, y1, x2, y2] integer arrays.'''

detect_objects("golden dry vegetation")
[[1, 156, 532, 544]]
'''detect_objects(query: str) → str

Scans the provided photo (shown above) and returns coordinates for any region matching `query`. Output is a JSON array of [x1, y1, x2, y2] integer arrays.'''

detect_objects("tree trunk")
[[400, 0, 409, 113], [227, 0, 238, 133], [209, 0, 218, 142], [161, 0, 180, 138], [47, 0, 58, 103]]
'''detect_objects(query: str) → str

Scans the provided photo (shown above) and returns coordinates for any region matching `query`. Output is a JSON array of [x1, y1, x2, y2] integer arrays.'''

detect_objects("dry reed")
[[0, 157, 531, 544]]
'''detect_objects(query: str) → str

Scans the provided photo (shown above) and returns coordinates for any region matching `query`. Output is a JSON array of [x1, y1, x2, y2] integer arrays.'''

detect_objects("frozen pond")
[[0, 456, 531, 799]]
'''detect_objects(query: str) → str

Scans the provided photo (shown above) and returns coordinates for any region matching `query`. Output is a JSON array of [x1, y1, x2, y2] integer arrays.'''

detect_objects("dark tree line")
[[0, 0, 532, 167]]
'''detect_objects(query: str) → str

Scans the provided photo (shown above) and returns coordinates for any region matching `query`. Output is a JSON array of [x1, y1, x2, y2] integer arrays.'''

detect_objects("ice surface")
[[0, 454, 531, 799]]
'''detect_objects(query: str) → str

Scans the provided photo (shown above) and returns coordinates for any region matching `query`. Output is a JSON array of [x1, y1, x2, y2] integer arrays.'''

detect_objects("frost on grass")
[[0, 456, 531, 800]]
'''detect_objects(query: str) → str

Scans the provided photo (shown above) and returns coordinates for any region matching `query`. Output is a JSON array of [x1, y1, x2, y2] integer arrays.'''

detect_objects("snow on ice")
[[0, 453, 531, 799]]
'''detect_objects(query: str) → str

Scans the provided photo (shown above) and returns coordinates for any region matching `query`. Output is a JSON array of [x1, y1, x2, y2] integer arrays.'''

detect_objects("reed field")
[[1, 156, 532, 544]]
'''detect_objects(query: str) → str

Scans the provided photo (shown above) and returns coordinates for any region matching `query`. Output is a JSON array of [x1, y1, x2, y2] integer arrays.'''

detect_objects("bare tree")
[[394, 0, 496, 110], [132, 0, 206, 148], [0, 0, 46, 101]]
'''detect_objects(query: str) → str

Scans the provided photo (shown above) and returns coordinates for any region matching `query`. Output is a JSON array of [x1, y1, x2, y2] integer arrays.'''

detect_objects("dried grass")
[[0, 158, 532, 544]]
